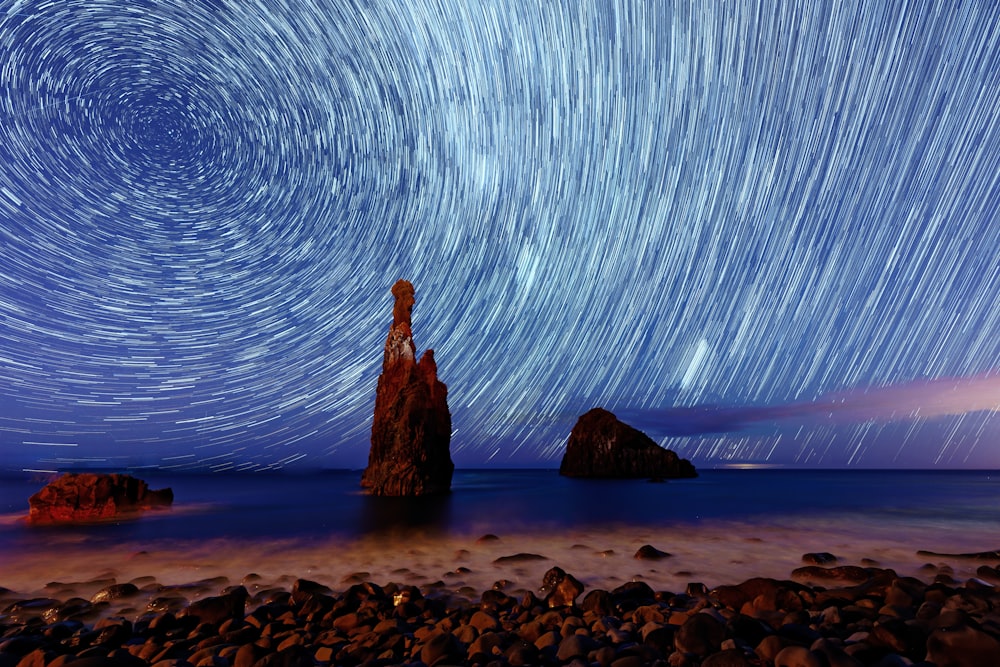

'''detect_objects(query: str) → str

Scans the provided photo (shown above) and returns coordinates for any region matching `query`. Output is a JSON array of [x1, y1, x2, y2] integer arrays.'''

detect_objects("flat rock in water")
[[27, 473, 173, 525], [916, 548, 1000, 560], [634, 544, 672, 560], [493, 553, 548, 564], [801, 552, 838, 565], [790, 565, 870, 585]]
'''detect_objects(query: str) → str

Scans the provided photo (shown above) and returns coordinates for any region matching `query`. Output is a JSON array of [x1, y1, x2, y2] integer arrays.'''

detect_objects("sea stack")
[[559, 408, 697, 479], [361, 279, 454, 496], [27, 472, 173, 525]]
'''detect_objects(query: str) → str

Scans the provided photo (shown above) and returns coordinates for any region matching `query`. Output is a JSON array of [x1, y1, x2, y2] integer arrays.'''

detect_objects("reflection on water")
[[1, 468, 998, 611]]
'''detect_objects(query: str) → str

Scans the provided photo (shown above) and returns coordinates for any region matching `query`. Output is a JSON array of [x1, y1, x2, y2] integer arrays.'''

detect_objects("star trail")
[[1, 0, 998, 471]]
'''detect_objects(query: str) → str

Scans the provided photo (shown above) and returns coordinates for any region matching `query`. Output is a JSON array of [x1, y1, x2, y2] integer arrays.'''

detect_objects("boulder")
[[361, 280, 454, 496], [28, 473, 173, 525], [559, 408, 696, 479], [539, 567, 584, 607]]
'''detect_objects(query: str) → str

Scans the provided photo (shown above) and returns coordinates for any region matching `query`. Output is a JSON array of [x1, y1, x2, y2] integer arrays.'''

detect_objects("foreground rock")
[[361, 279, 454, 496], [559, 408, 697, 479], [2, 562, 998, 667], [27, 473, 173, 525]]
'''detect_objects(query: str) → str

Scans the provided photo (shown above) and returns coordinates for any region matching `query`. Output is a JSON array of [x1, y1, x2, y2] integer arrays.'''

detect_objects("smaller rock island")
[[559, 408, 697, 479], [28, 472, 173, 525]]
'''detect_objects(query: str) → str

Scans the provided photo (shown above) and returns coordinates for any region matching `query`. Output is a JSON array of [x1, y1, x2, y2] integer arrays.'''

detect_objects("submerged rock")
[[558, 408, 696, 479], [27, 473, 173, 525], [361, 280, 453, 496]]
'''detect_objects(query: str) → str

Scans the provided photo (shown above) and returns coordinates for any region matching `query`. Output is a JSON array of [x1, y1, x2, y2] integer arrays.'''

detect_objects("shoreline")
[[3, 551, 998, 666], [3, 527, 1000, 666]]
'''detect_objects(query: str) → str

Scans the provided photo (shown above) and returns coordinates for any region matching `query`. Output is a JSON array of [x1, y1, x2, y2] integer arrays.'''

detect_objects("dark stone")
[[674, 613, 726, 657], [610, 581, 657, 611], [289, 579, 331, 607], [361, 280, 454, 496], [556, 634, 599, 662], [867, 619, 928, 661], [701, 649, 753, 667], [493, 553, 548, 564], [634, 544, 672, 560], [725, 614, 773, 648], [179, 586, 248, 625], [559, 408, 697, 479], [641, 625, 675, 656], [480, 589, 513, 612], [580, 589, 612, 616], [419, 629, 463, 666], [539, 567, 584, 608], [801, 552, 838, 565], [91, 584, 140, 604], [790, 565, 871, 585], [925, 620, 1000, 667], [916, 548, 1000, 560], [27, 473, 173, 525]]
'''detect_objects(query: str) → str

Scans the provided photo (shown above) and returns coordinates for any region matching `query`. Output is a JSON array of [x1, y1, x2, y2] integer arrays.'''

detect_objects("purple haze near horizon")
[[1, 1, 998, 472]]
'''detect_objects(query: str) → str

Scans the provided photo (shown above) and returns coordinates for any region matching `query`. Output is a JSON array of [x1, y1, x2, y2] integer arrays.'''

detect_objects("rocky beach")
[[3, 521, 1000, 667]]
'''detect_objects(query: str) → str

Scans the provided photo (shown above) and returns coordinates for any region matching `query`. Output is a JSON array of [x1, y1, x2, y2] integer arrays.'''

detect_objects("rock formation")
[[361, 279, 453, 496], [28, 472, 173, 525], [559, 408, 697, 479]]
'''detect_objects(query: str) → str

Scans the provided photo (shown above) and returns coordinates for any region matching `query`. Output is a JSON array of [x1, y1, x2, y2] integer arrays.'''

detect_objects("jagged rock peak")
[[361, 280, 454, 496]]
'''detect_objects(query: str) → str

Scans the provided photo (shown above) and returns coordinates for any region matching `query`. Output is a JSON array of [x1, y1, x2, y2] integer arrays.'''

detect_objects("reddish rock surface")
[[559, 408, 697, 479], [361, 280, 453, 496], [28, 472, 173, 525]]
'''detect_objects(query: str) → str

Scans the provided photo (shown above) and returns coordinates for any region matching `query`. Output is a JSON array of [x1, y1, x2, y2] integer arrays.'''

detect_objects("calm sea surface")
[[2, 469, 998, 601]]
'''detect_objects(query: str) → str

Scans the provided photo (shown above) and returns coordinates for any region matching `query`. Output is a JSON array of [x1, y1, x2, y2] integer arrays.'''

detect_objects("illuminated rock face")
[[28, 473, 173, 525], [361, 280, 453, 496], [559, 408, 697, 479]]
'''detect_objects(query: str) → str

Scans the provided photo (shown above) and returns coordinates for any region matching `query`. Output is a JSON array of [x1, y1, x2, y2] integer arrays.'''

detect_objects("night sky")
[[1, 1, 998, 472]]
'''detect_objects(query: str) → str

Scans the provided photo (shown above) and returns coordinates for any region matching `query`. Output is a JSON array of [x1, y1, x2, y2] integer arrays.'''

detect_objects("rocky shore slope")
[[3, 548, 997, 667]]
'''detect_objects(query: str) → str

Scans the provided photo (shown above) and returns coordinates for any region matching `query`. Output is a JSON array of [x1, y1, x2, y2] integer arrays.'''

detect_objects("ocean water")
[[1, 469, 998, 614]]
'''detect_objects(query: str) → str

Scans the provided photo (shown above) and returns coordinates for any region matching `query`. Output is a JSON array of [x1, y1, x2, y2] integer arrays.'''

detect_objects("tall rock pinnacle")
[[361, 280, 454, 496]]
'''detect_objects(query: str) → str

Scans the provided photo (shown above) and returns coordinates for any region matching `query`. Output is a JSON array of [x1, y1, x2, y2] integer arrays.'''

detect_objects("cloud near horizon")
[[623, 372, 1000, 438]]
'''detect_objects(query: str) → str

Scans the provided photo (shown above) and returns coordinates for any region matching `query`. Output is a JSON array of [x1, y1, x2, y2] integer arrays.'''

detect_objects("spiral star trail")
[[1, 0, 998, 472]]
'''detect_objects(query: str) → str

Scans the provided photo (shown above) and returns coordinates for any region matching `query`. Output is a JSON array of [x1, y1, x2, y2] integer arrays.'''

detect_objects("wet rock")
[[479, 589, 513, 612], [701, 648, 754, 667], [802, 552, 838, 565], [791, 565, 871, 585], [361, 279, 454, 496], [925, 618, 1000, 667], [540, 567, 584, 608], [773, 645, 824, 667], [809, 638, 864, 667], [493, 553, 548, 564], [180, 586, 248, 625], [674, 612, 725, 657], [559, 408, 697, 479], [556, 633, 599, 662], [581, 589, 612, 616], [610, 581, 657, 611], [633, 544, 672, 560], [418, 629, 463, 666], [91, 584, 140, 604]]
